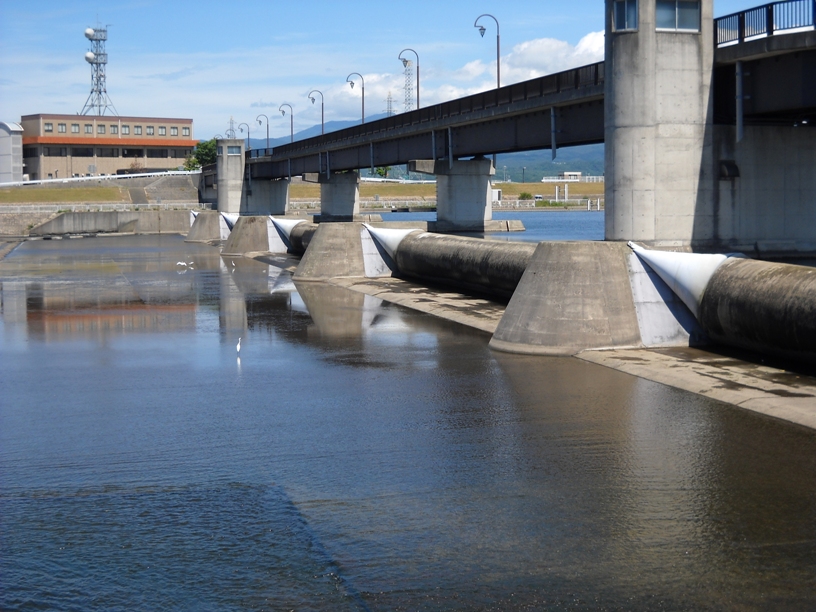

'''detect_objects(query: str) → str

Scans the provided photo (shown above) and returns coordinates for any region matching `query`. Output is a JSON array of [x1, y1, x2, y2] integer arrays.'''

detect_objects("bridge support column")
[[304, 171, 360, 221], [410, 158, 494, 231], [216, 138, 245, 214], [604, 0, 715, 247], [246, 178, 289, 215]]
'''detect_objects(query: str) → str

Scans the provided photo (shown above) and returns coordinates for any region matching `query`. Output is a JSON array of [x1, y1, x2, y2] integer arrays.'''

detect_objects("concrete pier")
[[304, 171, 361, 221], [410, 158, 495, 232], [604, 0, 715, 247], [216, 138, 245, 214]]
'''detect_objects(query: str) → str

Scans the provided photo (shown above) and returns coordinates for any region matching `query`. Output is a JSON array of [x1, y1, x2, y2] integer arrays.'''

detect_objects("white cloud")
[[501, 31, 605, 84]]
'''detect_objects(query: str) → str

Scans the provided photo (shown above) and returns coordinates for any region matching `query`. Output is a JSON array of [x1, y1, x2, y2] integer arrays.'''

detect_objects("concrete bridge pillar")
[[305, 171, 361, 221], [216, 138, 245, 214], [247, 178, 289, 215], [604, 0, 715, 246], [410, 158, 494, 231]]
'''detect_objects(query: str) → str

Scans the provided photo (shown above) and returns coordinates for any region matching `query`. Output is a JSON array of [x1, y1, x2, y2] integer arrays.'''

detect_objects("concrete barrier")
[[186, 211, 228, 242], [221, 216, 269, 255], [490, 242, 642, 355], [699, 258, 816, 364], [30, 210, 191, 236]]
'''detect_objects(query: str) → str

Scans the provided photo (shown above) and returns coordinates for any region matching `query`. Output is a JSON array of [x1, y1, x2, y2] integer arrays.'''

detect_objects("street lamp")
[[256, 114, 270, 151], [474, 14, 500, 89], [346, 72, 365, 124], [279, 104, 293, 143], [238, 123, 250, 150], [522, 166, 526, 183], [308, 90, 324, 135], [398, 48, 420, 109]]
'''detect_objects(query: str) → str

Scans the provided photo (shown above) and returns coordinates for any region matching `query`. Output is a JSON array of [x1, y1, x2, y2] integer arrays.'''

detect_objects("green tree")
[[185, 138, 217, 170], [374, 166, 391, 178]]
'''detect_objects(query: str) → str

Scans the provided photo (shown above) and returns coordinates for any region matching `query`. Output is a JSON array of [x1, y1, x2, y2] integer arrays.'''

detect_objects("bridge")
[[202, 0, 815, 249]]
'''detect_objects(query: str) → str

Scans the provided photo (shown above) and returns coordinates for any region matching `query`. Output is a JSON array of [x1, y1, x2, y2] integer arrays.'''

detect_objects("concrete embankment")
[[29, 210, 192, 236], [700, 257, 816, 364]]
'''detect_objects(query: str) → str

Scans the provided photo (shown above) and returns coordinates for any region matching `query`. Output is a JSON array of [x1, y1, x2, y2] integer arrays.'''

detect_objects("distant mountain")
[[244, 115, 604, 182]]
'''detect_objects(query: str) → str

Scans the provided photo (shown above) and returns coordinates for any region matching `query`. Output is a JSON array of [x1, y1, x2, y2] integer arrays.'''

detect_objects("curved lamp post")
[[474, 14, 500, 89], [279, 104, 293, 143], [308, 90, 325, 135], [256, 114, 270, 151], [398, 48, 420, 109], [346, 72, 365, 124], [237, 122, 251, 150]]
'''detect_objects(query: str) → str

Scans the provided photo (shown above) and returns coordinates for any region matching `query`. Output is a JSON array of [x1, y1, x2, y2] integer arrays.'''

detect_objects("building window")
[[44, 147, 68, 157], [122, 148, 144, 158], [656, 0, 700, 31], [613, 0, 638, 31], [217, 146, 223, 155], [171, 127, 178, 136], [122, 125, 130, 135], [146, 126, 154, 135], [58, 123, 66, 133], [71, 123, 80, 133], [182, 127, 190, 137], [44, 122, 53, 132], [110, 125, 118, 135], [97, 148, 119, 158], [227, 146, 241, 155], [23, 147, 39, 158], [71, 147, 94, 157], [85, 124, 93, 134], [147, 149, 168, 158], [98, 125, 106, 134], [158, 126, 166, 136], [134, 126, 142, 135]]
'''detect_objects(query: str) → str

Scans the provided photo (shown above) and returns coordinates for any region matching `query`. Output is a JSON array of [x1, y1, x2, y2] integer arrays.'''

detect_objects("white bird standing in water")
[[236, 337, 242, 354]]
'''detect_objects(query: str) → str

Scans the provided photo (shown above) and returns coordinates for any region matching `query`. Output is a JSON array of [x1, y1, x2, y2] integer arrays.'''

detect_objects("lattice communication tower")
[[403, 59, 415, 112], [80, 26, 118, 116], [385, 92, 395, 117]]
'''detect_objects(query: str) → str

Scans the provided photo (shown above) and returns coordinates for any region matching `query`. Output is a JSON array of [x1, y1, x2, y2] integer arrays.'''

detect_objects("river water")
[[1, 229, 815, 610]]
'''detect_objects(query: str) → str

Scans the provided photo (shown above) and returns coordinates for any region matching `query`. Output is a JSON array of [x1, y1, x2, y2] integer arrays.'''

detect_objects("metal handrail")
[[715, 0, 815, 46], [250, 62, 603, 161]]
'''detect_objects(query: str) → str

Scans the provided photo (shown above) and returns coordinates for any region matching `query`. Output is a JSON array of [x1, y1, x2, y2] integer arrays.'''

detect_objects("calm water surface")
[[380, 210, 605, 242], [1, 235, 815, 611]]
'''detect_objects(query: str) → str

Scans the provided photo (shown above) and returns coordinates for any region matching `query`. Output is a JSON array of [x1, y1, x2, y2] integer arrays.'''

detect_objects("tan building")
[[21, 114, 196, 180]]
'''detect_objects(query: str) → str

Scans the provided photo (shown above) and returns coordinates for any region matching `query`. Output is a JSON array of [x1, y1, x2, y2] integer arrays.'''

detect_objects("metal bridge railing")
[[716, 0, 815, 46], [248, 61, 604, 161]]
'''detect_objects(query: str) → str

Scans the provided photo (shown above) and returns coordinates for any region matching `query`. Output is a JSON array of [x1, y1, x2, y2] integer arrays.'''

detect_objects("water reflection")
[[1, 235, 815, 610]]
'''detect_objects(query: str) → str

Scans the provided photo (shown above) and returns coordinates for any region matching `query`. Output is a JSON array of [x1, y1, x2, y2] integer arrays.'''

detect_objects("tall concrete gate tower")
[[604, 0, 715, 246]]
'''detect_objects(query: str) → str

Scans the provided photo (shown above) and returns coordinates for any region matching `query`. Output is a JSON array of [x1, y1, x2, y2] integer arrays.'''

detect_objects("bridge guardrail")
[[248, 61, 604, 161], [716, 0, 815, 46]]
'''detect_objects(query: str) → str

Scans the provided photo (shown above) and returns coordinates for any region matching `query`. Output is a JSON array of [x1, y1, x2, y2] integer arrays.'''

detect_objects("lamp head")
[[349, 81, 355, 89], [478, 25, 486, 37], [280, 110, 286, 116], [401, 58, 408, 67], [310, 97, 315, 104]]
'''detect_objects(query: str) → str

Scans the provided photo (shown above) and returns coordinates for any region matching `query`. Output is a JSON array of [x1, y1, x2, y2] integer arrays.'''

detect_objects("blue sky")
[[1, 1, 756, 139]]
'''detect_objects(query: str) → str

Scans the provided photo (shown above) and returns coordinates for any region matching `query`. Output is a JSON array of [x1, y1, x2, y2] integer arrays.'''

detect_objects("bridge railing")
[[715, 0, 815, 46], [248, 62, 604, 161]]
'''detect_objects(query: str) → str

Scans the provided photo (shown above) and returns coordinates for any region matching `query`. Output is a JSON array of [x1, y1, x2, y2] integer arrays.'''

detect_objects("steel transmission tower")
[[80, 26, 118, 116], [403, 59, 415, 112]]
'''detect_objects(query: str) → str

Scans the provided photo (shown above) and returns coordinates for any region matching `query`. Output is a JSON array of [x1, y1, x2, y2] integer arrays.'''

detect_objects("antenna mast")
[[80, 25, 118, 116]]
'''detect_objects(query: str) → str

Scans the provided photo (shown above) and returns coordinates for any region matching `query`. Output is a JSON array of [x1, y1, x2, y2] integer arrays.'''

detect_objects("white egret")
[[236, 337, 242, 354]]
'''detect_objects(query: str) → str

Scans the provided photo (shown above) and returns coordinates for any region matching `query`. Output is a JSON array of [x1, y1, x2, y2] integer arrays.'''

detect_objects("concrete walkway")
[[578, 348, 816, 430]]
